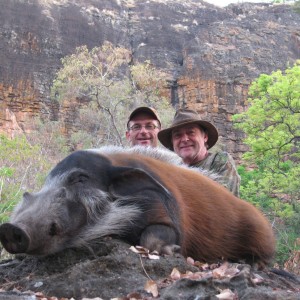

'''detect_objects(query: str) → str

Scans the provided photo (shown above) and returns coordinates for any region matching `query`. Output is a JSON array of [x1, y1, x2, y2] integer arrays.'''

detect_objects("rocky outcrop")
[[176, 3, 300, 155], [0, 239, 300, 300], [0, 0, 299, 159]]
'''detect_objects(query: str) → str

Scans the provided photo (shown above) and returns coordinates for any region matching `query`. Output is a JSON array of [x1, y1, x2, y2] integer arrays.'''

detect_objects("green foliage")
[[238, 166, 296, 217], [293, 0, 300, 13], [238, 165, 300, 265], [276, 224, 300, 264], [0, 135, 40, 222], [51, 41, 175, 148], [0, 118, 69, 223], [233, 62, 300, 200], [234, 62, 300, 266]]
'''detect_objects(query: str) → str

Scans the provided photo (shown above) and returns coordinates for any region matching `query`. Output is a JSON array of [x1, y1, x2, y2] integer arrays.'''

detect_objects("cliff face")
[[0, 0, 299, 158]]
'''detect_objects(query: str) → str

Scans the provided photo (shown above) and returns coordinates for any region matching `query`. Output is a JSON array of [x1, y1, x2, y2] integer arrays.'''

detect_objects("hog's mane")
[[88, 145, 183, 166], [88, 145, 218, 180]]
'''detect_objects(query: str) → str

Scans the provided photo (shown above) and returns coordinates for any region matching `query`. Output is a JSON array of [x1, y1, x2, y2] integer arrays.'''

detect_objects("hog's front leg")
[[139, 224, 181, 255]]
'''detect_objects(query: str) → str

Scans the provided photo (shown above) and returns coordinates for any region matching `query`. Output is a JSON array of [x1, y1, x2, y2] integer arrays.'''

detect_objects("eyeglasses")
[[129, 124, 160, 132]]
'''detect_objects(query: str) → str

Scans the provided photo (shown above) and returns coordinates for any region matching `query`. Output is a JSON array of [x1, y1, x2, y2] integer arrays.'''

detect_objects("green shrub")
[[0, 121, 69, 223], [238, 165, 300, 266]]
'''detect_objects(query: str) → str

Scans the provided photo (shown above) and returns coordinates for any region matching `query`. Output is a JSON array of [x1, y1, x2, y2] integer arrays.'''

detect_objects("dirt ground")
[[0, 238, 300, 300]]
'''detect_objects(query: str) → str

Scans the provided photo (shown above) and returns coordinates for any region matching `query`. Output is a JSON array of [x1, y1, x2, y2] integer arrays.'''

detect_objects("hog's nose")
[[0, 223, 30, 254]]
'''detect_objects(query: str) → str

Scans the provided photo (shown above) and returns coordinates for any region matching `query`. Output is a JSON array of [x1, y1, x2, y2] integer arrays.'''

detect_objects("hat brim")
[[158, 120, 218, 150]]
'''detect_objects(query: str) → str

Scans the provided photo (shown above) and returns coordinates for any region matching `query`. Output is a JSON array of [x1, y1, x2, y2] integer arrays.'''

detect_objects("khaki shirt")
[[191, 151, 241, 197]]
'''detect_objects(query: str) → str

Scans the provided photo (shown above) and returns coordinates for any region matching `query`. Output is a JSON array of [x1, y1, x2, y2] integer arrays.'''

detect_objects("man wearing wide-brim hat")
[[158, 108, 240, 197]]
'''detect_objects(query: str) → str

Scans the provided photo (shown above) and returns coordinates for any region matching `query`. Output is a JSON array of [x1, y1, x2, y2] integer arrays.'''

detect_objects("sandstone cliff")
[[0, 0, 299, 158]]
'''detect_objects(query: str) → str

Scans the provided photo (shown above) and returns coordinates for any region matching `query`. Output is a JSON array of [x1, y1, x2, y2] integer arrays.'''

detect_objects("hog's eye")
[[23, 192, 33, 201], [49, 222, 59, 236]]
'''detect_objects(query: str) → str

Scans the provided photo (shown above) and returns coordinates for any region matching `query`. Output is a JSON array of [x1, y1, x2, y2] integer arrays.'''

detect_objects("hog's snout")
[[0, 223, 30, 254]]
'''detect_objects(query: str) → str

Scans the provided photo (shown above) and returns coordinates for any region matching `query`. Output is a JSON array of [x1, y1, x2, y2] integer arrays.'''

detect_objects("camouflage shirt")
[[191, 151, 241, 197]]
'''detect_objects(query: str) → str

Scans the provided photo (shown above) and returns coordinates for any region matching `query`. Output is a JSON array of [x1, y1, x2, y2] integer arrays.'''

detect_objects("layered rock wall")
[[0, 0, 299, 159]]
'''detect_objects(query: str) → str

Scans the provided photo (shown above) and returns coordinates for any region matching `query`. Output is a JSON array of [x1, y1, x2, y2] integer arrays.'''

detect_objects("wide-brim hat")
[[158, 109, 218, 150], [127, 106, 161, 127]]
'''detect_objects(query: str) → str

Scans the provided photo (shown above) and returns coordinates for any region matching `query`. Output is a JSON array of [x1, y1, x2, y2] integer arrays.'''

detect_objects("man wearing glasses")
[[126, 107, 161, 147]]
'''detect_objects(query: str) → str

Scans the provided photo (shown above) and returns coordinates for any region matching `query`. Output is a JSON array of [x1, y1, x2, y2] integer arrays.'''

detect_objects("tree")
[[51, 41, 174, 148], [233, 62, 300, 264], [233, 61, 300, 200]]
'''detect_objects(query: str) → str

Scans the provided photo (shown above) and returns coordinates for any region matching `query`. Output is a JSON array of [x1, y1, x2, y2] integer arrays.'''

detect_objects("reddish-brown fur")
[[0, 148, 275, 266], [108, 152, 275, 266]]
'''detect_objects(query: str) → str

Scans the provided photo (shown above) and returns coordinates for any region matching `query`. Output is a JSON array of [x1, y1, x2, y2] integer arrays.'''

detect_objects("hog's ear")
[[66, 170, 90, 186], [108, 166, 168, 196]]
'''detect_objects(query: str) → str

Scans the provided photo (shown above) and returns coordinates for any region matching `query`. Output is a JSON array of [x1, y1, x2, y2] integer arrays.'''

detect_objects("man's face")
[[126, 113, 160, 147], [171, 124, 208, 165]]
